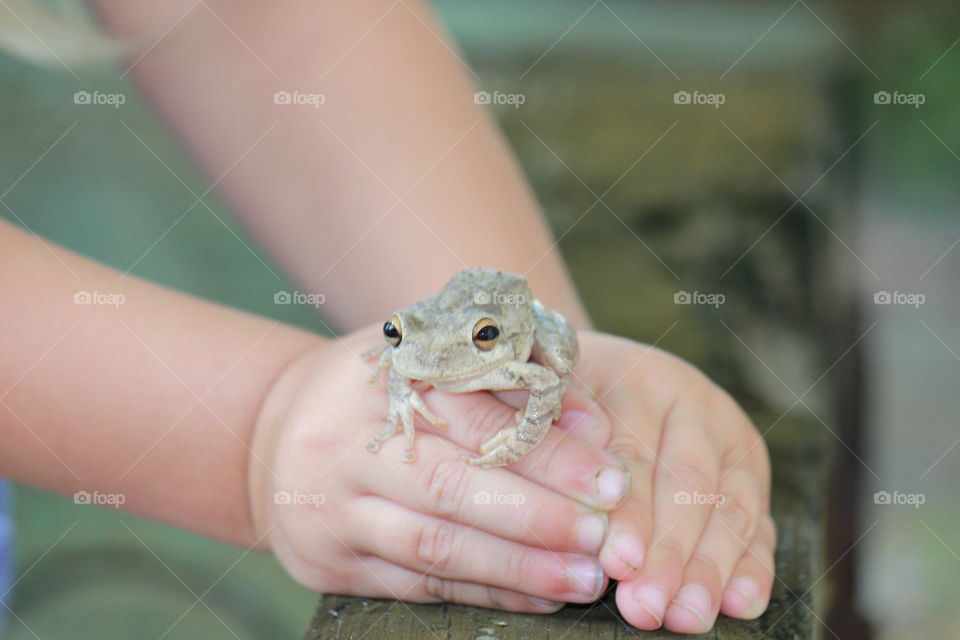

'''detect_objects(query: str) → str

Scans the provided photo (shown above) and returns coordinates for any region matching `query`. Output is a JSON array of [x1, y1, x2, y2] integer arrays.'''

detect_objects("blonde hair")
[[0, 0, 122, 67]]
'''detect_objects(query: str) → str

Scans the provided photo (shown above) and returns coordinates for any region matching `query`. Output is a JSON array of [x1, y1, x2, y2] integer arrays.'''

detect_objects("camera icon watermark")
[[873, 290, 925, 308], [873, 90, 925, 108], [674, 290, 725, 308], [273, 90, 326, 108], [474, 90, 525, 108], [673, 90, 725, 108], [873, 490, 925, 508]]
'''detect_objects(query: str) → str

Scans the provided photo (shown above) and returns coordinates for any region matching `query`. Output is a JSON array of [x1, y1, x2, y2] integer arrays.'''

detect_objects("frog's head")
[[379, 306, 532, 383]]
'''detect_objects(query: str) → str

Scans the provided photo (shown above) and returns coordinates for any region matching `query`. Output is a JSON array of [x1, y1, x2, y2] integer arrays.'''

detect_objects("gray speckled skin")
[[365, 268, 579, 467]]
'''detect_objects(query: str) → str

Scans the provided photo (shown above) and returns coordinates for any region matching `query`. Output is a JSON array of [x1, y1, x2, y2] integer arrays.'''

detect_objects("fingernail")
[[726, 577, 765, 616], [594, 466, 630, 508], [671, 584, 713, 630], [727, 576, 757, 603], [576, 513, 607, 553], [611, 532, 645, 573], [633, 584, 667, 626], [529, 597, 563, 612], [564, 557, 603, 599]]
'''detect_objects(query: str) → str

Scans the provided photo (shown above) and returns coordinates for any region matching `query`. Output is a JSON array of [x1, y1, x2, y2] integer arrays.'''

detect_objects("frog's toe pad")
[[479, 428, 515, 455]]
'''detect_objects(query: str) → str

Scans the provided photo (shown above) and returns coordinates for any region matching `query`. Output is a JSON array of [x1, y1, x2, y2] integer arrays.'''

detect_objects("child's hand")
[[248, 327, 632, 612], [565, 332, 775, 633]]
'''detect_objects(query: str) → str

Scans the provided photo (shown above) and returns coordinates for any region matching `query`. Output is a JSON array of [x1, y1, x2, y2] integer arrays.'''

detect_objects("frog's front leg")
[[468, 361, 564, 468], [362, 345, 391, 386], [367, 366, 447, 463]]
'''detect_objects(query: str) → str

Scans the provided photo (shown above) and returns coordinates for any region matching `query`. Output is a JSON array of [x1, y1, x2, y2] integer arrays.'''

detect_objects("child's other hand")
[[249, 327, 632, 612], [565, 332, 774, 634]]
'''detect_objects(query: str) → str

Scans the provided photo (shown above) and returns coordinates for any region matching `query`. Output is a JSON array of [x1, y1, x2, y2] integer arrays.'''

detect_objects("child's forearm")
[[0, 219, 320, 547], [89, 0, 590, 330]]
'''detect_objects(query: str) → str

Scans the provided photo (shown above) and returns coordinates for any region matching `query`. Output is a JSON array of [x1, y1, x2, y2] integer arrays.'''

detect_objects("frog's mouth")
[[407, 359, 515, 388]]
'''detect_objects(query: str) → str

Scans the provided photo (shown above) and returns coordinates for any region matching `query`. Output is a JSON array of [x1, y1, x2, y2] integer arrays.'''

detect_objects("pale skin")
[[0, 0, 775, 633]]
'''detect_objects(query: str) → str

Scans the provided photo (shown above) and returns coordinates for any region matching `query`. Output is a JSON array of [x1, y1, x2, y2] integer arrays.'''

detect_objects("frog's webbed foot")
[[468, 425, 547, 468], [467, 360, 567, 468], [367, 373, 446, 463], [408, 390, 448, 431], [367, 400, 418, 462], [540, 399, 563, 423]]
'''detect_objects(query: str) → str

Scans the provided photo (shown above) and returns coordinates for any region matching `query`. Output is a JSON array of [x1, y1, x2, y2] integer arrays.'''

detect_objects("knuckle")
[[669, 462, 717, 498], [461, 399, 514, 445], [716, 493, 757, 542], [654, 534, 689, 566], [413, 520, 458, 572], [501, 545, 535, 591], [422, 575, 453, 602], [484, 585, 512, 610], [608, 437, 657, 470], [688, 550, 723, 585], [421, 458, 469, 516]]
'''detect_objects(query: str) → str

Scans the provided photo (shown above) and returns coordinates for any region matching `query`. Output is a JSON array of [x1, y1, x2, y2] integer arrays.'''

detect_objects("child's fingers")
[[358, 432, 608, 554], [616, 419, 721, 631], [719, 515, 776, 619], [661, 466, 762, 633], [346, 496, 606, 603], [420, 388, 630, 510], [351, 556, 565, 613], [597, 423, 660, 582]]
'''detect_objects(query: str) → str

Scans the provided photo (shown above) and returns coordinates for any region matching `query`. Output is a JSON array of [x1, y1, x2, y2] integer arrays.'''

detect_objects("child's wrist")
[[247, 338, 327, 551]]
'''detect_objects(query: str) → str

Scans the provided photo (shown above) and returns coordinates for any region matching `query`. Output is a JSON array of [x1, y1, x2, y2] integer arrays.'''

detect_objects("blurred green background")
[[1, 1, 959, 638]]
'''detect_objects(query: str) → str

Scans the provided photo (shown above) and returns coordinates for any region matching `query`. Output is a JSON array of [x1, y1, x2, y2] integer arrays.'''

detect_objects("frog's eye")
[[383, 315, 402, 347], [472, 318, 500, 351]]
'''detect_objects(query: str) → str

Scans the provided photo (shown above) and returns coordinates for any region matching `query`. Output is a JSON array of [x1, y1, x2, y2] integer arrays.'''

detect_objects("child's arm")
[[1, 218, 628, 610], [88, 0, 590, 330], [0, 218, 317, 547]]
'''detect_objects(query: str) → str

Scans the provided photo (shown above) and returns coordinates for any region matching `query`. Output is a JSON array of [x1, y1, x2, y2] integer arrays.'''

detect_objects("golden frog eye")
[[472, 318, 500, 351], [383, 315, 402, 347]]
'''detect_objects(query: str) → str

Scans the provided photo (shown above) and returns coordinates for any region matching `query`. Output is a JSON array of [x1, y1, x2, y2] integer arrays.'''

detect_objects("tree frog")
[[364, 268, 579, 468]]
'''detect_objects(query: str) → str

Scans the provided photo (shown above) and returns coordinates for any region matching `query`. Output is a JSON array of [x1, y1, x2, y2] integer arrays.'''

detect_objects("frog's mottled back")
[[430, 268, 531, 313]]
